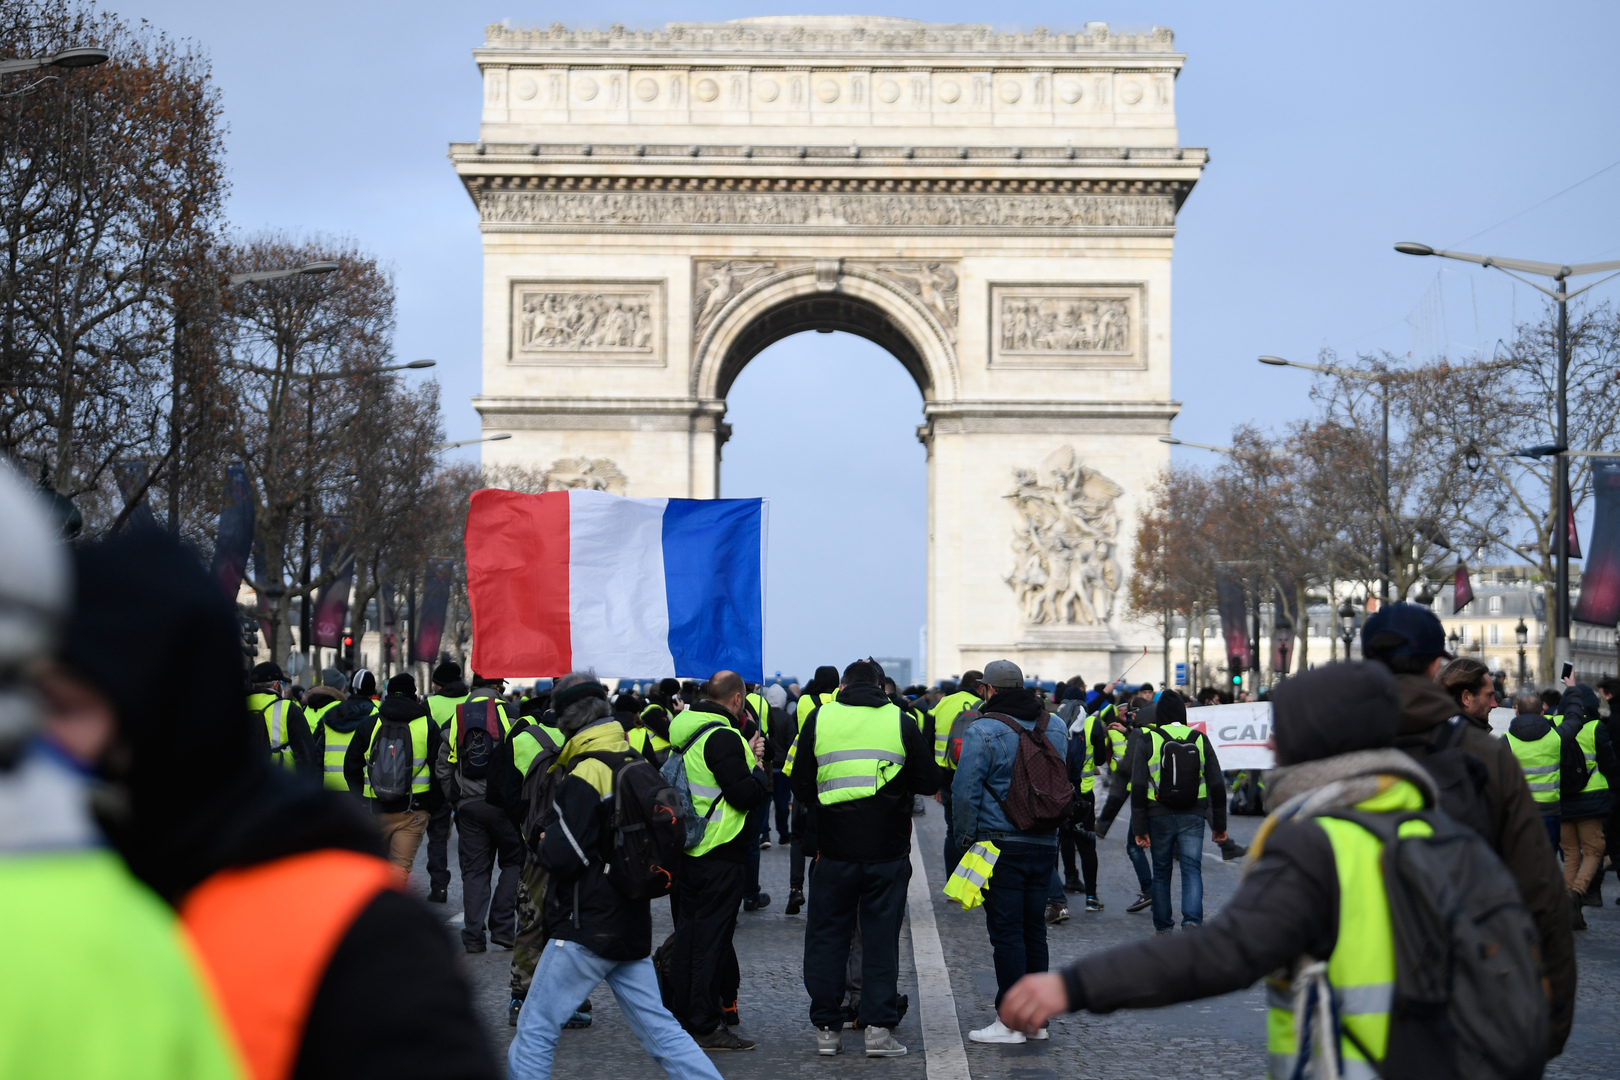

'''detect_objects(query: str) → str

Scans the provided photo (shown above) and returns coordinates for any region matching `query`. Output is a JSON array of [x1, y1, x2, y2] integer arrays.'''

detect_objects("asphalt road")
[[410, 794, 1620, 1079]]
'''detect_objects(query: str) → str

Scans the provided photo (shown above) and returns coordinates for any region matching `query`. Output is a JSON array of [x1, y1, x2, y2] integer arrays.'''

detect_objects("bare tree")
[[0, 1, 225, 525]]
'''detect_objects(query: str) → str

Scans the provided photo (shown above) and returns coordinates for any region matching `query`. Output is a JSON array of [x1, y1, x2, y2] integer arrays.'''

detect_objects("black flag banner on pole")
[[1574, 460, 1620, 626], [1569, 503, 1584, 561], [1454, 562, 1475, 613], [112, 460, 161, 532], [1272, 577, 1298, 677], [310, 518, 353, 649], [1217, 570, 1251, 675], [209, 464, 255, 599], [412, 559, 453, 664]]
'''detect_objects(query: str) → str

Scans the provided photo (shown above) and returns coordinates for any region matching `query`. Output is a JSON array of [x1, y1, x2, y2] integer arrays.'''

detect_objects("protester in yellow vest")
[[1001, 662, 1543, 1080], [789, 659, 940, 1058], [1550, 679, 1616, 920], [666, 671, 770, 1051], [931, 670, 983, 874], [0, 470, 242, 1080], [423, 660, 471, 905], [784, 666, 840, 915], [1504, 688, 1564, 851], [343, 673, 444, 875], [247, 662, 320, 776]]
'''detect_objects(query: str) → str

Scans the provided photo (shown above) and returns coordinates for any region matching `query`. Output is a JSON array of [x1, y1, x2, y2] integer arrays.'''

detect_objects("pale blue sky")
[[126, 0, 1620, 679]]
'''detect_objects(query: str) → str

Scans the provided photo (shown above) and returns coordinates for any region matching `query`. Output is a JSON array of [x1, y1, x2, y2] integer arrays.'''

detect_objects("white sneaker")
[[864, 1026, 907, 1057], [969, 1019, 1026, 1044], [1029, 1027, 1049, 1041]]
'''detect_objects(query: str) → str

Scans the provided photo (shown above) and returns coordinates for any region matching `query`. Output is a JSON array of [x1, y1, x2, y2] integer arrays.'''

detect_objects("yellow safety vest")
[[810, 701, 907, 805], [1505, 727, 1562, 807], [932, 690, 982, 769], [320, 699, 374, 792], [449, 692, 511, 765], [1146, 722, 1207, 803], [426, 693, 468, 733], [745, 692, 769, 737], [628, 726, 670, 757], [512, 722, 564, 777], [249, 693, 304, 772], [362, 713, 432, 799], [1568, 716, 1611, 797], [943, 840, 1000, 910], [1265, 781, 1418, 1080], [671, 714, 756, 857], [1079, 713, 1101, 796]]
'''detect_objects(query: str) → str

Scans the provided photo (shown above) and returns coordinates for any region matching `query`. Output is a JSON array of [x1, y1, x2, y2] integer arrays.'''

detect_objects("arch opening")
[[713, 292, 934, 402]]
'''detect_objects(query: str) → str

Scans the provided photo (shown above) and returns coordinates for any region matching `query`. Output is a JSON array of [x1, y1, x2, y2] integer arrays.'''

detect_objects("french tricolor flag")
[[464, 488, 766, 681]]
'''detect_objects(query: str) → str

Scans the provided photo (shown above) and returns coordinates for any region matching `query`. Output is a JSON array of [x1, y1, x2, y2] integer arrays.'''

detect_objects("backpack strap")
[[677, 720, 727, 756]]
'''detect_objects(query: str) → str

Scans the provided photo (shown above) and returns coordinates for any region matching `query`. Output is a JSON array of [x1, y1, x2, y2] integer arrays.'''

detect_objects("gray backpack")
[[1320, 808, 1546, 1080], [366, 716, 415, 801], [659, 721, 726, 849]]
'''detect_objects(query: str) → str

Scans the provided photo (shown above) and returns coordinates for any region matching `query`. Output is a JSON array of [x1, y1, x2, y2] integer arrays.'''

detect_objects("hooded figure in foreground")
[[999, 662, 1551, 1080], [55, 530, 495, 1080]]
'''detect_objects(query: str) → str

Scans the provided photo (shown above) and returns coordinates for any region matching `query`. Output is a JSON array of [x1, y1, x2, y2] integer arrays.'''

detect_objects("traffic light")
[[1231, 672, 1242, 686], [342, 634, 356, 670]]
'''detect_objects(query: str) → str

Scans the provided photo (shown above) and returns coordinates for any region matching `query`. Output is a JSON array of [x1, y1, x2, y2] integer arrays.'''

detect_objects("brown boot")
[[1569, 889, 1588, 930]]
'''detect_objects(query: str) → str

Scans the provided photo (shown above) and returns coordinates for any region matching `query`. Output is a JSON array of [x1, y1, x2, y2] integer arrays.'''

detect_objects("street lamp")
[[1158, 435, 1233, 455], [1448, 628, 1461, 656], [1396, 241, 1620, 672], [434, 433, 512, 452], [228, 261, 340, 287], [1338, 599, 1357, 658], [0, 47, 111, 76], [1414, 582, 1435, 607], [1515, 617, 1529, 690]]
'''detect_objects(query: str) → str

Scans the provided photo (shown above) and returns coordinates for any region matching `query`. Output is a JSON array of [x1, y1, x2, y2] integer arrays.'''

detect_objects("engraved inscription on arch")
[[989, 283, 1144, 368]]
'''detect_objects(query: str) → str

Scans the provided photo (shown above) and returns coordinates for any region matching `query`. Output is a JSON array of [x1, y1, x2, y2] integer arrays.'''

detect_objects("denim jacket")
[[952, 711, 1067, 849]]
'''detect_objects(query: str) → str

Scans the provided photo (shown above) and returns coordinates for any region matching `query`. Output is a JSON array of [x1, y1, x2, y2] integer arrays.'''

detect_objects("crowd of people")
[[2, 455, 1607, 1079]]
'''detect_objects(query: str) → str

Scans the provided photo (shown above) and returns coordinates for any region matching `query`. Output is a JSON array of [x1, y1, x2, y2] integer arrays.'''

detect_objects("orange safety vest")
[[181, 849, 401, 1080]]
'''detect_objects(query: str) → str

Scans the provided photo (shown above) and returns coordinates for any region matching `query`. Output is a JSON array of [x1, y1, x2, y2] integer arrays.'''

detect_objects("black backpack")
[[1407, 720, 1492, 839], [582, 750, 686, 900], [986, 712, 1074, 832], [1318, 807, 1547, 1080], [456, 697, 506, 781], [1149, 725, 1204, 811], [366, 715, 415, 801]]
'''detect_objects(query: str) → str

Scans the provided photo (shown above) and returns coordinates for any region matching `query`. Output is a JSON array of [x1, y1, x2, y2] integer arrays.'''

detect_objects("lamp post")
[[0, 47, 110, 76], [1338, 599, 1357, 659], [164, 261, 342, 536], [1515, 617, 1529, 690], [1395, 242, 1620, 674], [1449, 628, 1461, 657], [432, 433, 512, 452]]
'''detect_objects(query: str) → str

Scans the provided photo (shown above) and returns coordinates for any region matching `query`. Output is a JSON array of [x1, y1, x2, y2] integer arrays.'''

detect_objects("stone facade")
[[453, 16, 1203, 683]]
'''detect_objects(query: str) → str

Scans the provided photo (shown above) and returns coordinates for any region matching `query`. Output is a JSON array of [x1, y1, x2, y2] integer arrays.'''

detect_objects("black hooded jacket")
[[344, 694, 443, 812], [789, 682, 940, 862], [60, 531, 495, 1080]]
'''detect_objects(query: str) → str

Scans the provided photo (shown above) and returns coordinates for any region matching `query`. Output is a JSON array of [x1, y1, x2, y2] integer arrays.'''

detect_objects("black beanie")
[[387, 673, 417, 697], [1270, 662, 1401, 767], [552, 678, 607, 716], [432, 660, 461, 684]]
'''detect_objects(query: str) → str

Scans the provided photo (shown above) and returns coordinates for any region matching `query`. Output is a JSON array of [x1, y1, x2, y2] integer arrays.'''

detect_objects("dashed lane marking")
[[908, 841, 971, 1080]]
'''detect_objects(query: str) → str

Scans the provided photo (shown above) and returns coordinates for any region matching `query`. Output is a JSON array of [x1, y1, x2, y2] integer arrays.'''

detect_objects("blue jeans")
[[981, 848, 1056, 1005], [1047, 866, 1066, 904], [1126, 832, 1153, 891], [508, 939, 722, 1080], [1147, 814, 1205, 931]]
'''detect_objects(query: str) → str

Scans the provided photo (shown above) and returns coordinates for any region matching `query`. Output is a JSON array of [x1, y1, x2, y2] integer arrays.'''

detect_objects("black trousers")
[[1060, 793, 1098, 894], [670, 854, 745, 1035], [456, 798, 524, 948], [803, 854, 910, 1030], [789, 799, 813, 892], [770, 770, 792, 842], [426, 799, 452, 891]]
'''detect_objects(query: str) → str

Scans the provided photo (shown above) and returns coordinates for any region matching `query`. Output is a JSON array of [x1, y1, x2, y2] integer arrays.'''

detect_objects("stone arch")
[[691, 262, 960, 403]]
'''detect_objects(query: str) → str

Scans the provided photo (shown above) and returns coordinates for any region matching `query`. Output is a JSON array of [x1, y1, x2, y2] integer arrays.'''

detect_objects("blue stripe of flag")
[[661, 498, 764, 682]]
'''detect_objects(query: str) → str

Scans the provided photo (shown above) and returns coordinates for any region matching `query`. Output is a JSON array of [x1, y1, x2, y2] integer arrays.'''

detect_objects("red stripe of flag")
[[465, 489, 572, 677]]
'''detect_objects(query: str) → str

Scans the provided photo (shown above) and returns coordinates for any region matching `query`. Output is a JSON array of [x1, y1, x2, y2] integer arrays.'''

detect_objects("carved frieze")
[[541, 456, 627, 495], [1005, 446, 1123, 627], [482, 191, 1176, 233], [509, 279, 665, 365], [989, 283, 1143, 368]]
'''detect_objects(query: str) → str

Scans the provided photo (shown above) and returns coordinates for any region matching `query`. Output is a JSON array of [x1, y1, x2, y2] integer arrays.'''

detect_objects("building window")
[[1459, 624, 1471, 645], [1490, 624, 1501, 645], [1488, 595, 1502, 614]]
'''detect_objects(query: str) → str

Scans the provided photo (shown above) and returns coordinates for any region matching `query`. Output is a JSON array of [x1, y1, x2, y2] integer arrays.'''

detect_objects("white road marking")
[[908, 841, 971, 1080]]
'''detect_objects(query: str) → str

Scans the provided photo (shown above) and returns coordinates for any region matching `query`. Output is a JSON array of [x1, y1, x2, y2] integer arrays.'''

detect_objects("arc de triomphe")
[[452, 16, 1204, 683]]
